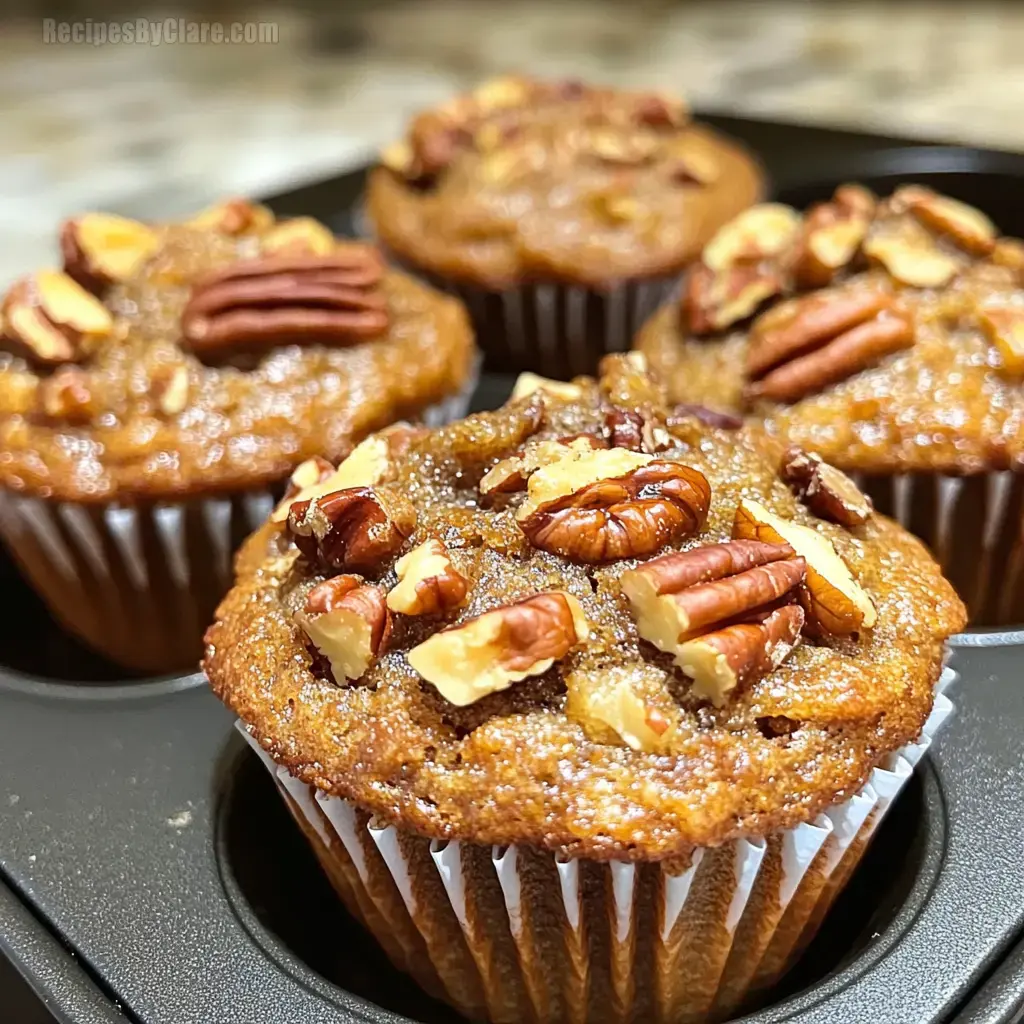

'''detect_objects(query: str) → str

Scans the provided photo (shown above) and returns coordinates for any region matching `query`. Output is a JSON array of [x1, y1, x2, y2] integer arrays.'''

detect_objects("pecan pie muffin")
[[368, 75, 762, 376], [206, 354, 962, 1024], [0, 199, 477, 672], [637, 184, 1024, 623]]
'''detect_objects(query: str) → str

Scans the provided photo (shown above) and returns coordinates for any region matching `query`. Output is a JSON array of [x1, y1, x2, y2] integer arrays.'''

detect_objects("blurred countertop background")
[[3, 0, 1024, 281]]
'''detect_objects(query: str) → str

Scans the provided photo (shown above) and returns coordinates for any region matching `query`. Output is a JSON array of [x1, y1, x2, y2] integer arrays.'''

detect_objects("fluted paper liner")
[[850, 469, 1024, 624], [432, 276, 680, 378], [237, 666, 954, 1024], [0, 380, 478, 674]]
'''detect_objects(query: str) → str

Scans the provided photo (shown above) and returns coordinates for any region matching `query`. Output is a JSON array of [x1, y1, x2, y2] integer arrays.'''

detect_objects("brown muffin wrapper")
[[0, 375, 479, 675], [849, 470, 1024, 624], [238, 666, 954, 1024], [432, 276, 681, 378]]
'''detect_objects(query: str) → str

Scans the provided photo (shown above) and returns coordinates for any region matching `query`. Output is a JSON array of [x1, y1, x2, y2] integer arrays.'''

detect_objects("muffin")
[[367, 75, 763, 377], [637, 184, 1024, 623], [205, 354, 963, 1024], [0, 199, 477, 673]]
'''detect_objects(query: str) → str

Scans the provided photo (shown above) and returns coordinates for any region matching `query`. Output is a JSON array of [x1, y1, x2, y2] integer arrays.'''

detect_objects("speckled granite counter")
[[2, 0, 1024, 282]]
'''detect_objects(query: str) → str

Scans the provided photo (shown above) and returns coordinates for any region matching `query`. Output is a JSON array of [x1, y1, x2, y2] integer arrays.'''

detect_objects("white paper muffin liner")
[[848, 470, 1024, 624], [0, 381, 477, 675], [238, 664, 955, 1024], [430, 276, 681, 379]]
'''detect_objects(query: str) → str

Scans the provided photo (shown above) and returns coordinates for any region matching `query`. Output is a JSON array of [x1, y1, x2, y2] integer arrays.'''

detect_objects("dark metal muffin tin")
[[3, 116, 1024, 1024]]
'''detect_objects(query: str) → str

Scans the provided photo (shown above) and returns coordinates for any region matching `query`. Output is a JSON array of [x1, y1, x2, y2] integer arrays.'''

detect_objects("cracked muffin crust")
[[367, 76, 763, 290], [206, 354, 964, 860], [0, 198, 476, 503], [635, 185, 1024, 475]]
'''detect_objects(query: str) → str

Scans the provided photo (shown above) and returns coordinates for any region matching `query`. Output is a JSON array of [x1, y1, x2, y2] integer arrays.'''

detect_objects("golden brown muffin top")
[[367, 75, 763, 290], [637, 185, 1024, 475], [205, 354, 964, 860], [0, 200, 476, 504]]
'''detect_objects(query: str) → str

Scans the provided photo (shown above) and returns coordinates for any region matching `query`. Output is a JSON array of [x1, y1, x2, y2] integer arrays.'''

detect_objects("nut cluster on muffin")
[[638, 184, 1024, 456], [0, 198, 476, 502], [0, 197, 476, 672], [370, 75, 763, 289], [636, 184, 1024, 623], [206, 354, 964, 856]]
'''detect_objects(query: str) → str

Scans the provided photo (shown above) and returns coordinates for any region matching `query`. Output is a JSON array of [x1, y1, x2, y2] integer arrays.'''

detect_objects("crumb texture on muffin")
[[368, 76, 763, 289], [0, 199, 475, 502], [206, 355, 964, 859], [637, 184, 1024, 474]]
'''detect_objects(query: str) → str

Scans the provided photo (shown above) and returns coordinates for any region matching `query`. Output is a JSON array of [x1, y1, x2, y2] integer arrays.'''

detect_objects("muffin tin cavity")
[[0, 547, 145, 683], [216, 742, 939, 1024]]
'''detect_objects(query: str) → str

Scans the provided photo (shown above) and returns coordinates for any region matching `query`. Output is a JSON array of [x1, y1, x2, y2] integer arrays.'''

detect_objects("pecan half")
[[733, 498, 876, 636], [387, 539, 469, 616], [979, 302, 1024, 378], [296, 574, 392, 683], [677, 604, 805, 706], [684, 204, 801, 335], [516, 448, 711, 562], [407, 592, 588, 706], [791, 185, 875, 289], [621, 539, 805, 706], [744, 287, 914, 403], [1, 270, 112, 366], [779, 446, 872, 526], [61, 213, 161, 293], [287, 486, 416, 574], [181, 249, 389, 360]]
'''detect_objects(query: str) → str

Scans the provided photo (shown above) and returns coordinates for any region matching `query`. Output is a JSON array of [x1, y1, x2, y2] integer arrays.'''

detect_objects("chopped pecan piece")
[[39, 366, 97, 422], [287, 486, 416, 574], [603, 408, 676, 453], [296, 574, 392, 683], [677, 604, 804, 706], [791, 185, 875, 289], [271, 436, 393, 523], [621, 539, 806, 706], [733, 498, 876, 636], [780, 447, 872, 526], [979, 303, 1024, 378], [151, 364, 190, 416], [61, 213, 161, 293], [387, 539, 469, 616], [744, 287, 914, 404], [516, 448, 711, 563], [1, 270, 112, 366], [479, 434, 605, 500], [584, 678, 673, 752], [896, 186, 996, 256], [667, 404, 743, 430], [187, 198, 273, 235], [684, 203, 801, 334], [181, 248, 389, 361], [510, 372, 584, 402], [262, 217, 336, 257], [407, 592, 588, 706]]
